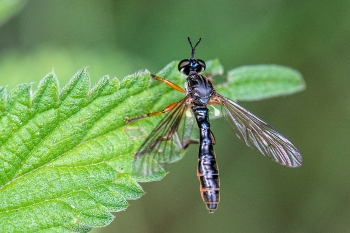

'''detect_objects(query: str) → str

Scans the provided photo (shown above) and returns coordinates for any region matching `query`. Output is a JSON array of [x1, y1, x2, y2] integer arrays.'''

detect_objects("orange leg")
[[125, 102, 179, 123], [150, 74, 185, 93], [125, 74, 185, 124]]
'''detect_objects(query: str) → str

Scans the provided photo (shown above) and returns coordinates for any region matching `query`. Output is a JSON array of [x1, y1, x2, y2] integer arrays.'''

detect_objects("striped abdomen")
[[192, 105, 220, 213]]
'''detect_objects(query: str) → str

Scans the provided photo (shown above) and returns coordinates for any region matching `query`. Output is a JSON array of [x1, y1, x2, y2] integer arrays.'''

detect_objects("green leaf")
[[216, 64, 305, 101], [202, 59, 224, 77], [0, 69, 159, 232], [0, 60, 304, 232]]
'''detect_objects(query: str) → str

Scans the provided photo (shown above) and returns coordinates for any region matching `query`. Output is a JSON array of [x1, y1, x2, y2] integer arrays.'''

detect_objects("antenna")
[[188, 37, 201, 59]]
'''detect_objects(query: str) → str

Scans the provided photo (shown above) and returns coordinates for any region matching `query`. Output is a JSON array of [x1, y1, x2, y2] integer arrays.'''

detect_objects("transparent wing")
[[134, 97, 197, 176], [215, 93, 302, 167]]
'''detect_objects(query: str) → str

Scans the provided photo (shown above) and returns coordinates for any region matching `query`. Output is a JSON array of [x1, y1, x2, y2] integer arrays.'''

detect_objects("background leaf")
[[216, 65, 305, 101]]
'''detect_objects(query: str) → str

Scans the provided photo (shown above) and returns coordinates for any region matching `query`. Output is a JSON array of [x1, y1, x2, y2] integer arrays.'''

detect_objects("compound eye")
[[196, 59, 206, 72], [178, 59, 191, 74]]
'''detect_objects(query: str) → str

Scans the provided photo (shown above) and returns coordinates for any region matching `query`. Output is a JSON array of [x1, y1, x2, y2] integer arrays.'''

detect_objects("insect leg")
[[177, 137, 199, 149], [125, 101, 180, 123], [151, 74, 185, 93], [125, 74, 185, 124]]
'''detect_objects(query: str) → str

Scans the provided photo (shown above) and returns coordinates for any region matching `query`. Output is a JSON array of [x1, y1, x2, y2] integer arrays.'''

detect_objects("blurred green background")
[[1, 0, 350, 232]]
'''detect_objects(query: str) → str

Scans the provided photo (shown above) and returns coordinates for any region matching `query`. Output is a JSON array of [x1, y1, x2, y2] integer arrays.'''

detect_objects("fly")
[[125, 38, 302, 213]]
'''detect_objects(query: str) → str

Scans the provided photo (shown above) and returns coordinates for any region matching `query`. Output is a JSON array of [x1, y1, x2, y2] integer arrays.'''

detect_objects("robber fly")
[[125, 38, 302, 213]]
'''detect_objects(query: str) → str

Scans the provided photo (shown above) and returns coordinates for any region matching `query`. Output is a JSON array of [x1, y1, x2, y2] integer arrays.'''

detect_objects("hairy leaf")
[[0, 60, 304, 232]]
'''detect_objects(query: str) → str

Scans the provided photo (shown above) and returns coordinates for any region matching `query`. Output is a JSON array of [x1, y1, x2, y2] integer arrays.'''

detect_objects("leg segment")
[[151, 74, 185, 93], [125, 101, 180, 123], [125, 74, 185, 124]]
